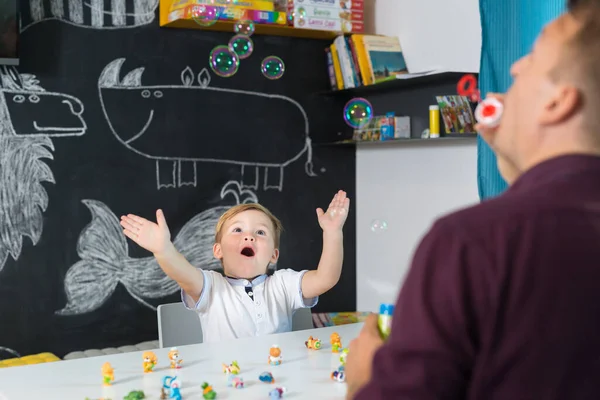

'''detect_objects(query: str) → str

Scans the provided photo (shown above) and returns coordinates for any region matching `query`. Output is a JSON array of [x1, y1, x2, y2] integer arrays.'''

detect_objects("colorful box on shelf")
[[291, 0, 364, 10], [170, 5, 288, 25], [290, 0, 364, 33], [170, 0, 275, 12]]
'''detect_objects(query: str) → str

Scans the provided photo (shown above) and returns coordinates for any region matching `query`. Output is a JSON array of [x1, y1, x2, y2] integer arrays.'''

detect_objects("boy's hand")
[[317, 190, 350, 232], [120, 209, 172, 255]]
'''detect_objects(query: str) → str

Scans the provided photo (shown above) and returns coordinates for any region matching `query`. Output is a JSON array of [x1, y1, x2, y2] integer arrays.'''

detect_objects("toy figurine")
[[339, 347, 349, 367], [163, 376, 182, 400], [168, 347, 183, 369], [305, 336, 322, 350], [142, 351, 157, 373], [269, 387, 286, 399], [101, 361, 114, 386], [124, 390, 146, 400], [330, 332, 342, 352], [259, 371, 275, 384], [268, 345, 282, 365], [222, 360, 240, 374], [227, 375, 244, 388], [201, 382, 217, 399], [331, 367, 346, 382]]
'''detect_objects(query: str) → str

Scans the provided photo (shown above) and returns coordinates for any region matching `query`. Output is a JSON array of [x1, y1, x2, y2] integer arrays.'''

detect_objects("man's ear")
[[270, 248, 280, 264], [213, 243, 223, 260], [539, 84, 580, 126]]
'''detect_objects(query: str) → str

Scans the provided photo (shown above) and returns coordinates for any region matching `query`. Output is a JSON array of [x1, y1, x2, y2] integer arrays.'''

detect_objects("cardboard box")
[[291, 0, 364, 11], [178, 0, 275, 11], [295, 4, 364, 21], [294, 16, 364, 33], [174, 5, 288, 24]]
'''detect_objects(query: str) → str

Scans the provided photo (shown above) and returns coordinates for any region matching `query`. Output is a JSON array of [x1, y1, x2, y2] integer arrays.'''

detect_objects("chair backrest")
[[157, 303, 315, 348], [157, 303, 203, 349]]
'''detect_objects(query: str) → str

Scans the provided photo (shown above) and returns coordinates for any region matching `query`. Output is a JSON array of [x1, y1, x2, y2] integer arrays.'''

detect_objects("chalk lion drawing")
[[98, 58, 316, 191], [55, 180, 261, 315], [0, 66, 86, 271]]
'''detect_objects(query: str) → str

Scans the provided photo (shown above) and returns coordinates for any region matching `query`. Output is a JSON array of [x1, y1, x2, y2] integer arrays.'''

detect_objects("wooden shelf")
[[159, 0, 344, 40], [318, 71, 476, 97], [316, 134, 478, 147]]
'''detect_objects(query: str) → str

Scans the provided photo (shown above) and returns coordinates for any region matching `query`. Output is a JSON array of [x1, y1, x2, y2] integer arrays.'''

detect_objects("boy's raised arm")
[[301, 190, 350, 299], [120, 209, 204, 302]]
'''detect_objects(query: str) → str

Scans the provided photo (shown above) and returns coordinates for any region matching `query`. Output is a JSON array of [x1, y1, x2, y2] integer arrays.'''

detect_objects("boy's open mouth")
[[241, 247, 255, 257]]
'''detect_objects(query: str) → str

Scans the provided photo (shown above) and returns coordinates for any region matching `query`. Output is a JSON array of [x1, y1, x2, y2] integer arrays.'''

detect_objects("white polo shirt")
[[181, 268, 318, 343]]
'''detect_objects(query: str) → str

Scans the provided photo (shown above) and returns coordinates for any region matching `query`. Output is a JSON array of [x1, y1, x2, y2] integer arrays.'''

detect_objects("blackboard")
[[0, 0, 356, 358]]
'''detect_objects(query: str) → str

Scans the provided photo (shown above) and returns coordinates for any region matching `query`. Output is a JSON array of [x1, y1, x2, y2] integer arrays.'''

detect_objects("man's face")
[[488, 13, 581, 178]]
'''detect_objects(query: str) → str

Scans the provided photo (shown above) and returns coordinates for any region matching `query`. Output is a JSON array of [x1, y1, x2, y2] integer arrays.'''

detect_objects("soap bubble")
[[229, 35, 253, 59], [261, 56, 285, 80], [234, 20, 255, 36], [209, 45, 239, 78], [190, 5, 222, 27], [343, 98, 373, 128], [370, 219, 388, 233]]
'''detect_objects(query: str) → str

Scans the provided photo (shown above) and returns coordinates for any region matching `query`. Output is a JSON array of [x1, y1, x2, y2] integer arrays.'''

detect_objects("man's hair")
[[214, 203, 283, 248], [559, 0, 600, 135]]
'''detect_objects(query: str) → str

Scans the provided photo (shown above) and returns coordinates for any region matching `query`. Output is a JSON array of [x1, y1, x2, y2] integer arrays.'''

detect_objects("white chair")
[[157, 302, 315, 348]]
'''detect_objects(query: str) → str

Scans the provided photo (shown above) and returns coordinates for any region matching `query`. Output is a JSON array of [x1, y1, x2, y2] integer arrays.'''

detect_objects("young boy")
[[120, 190, 350, 343]]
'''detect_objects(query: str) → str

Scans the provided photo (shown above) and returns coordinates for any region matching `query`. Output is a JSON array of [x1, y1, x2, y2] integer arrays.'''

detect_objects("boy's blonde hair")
[[215, 203, 283, 248]]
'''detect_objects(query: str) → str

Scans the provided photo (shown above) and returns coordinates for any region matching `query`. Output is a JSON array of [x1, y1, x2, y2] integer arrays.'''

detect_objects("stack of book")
[[326, 34, 408, 90], [286, 0, 365, 33]]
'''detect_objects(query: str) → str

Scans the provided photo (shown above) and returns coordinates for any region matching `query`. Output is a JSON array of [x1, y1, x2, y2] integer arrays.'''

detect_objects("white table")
[[0, 323, 363, 400]]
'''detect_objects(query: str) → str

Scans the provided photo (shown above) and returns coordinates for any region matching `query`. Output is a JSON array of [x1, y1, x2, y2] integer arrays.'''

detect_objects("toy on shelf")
[[124, 390, 146, 400], [378, 303, 394, 340], [259, 371, 275, 383], [331, 366, 346, 382], [168, 347, 183, 369], [163, 376, 182, 400], [222, 360, 240, 374], [330, 332, 342, 352], [339, 347, 349, 369], [269, 387, 286, 399], [305, 336, 322, 350], [142, 351, 158, 373], [268, 345, 282, 365], [227, 374, 245, 388], [201, 382, 217, 399], [101, 362, 114, 386]]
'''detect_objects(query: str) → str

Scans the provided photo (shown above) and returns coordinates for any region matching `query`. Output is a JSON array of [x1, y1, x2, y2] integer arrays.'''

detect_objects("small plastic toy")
[[227, 374, 244, 388], [124, 390, 146, 400], [475, 96, 504, 128], [168, 347, 183, 369], [457, 73, 481, 102], [339, 347, 349, 368], [222, 360, 240, 374], [330, 332, 342, 353], [142, 351, 157, 373], [305, 336, 322, 350], [163, 376, 182, 400], [101, 361, 114, 386], [269, 387, 286, 399], [378, 303, 394, 340], [331, 367, 346, 383], [259, 371, 275, 384], [268, 345, 282, 365], [201, 382, 217, 399]]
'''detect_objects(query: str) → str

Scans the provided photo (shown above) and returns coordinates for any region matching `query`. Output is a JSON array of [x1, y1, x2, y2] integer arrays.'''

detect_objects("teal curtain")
[[477, 0, 566, 200]]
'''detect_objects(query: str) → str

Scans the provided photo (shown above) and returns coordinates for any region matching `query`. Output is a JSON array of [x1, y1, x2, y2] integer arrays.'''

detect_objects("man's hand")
[[345, 313, 385, 399]]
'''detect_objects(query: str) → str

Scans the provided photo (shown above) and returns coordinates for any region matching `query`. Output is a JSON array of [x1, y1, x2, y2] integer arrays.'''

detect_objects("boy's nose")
[[244, 236, 255, 242]]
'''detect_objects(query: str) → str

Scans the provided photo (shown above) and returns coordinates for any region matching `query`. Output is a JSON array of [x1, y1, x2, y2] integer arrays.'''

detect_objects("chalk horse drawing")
[[55, 180, 261, 315], [98, 58, 316, 191], [0, 66, 86, 272], [0, 346, 20, 360], [20, 0, 159, 32]]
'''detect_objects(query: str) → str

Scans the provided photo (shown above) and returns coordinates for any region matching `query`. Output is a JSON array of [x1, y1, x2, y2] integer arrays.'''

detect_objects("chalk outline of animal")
[[97, 57, 316, 191], [20, 0, 159, 33], [0, 65, 86, 272]]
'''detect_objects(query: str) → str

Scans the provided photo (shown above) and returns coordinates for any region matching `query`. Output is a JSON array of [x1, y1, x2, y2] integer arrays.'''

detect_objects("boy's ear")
[[270, 248, 279, 264], [213, 243, 223, 259]]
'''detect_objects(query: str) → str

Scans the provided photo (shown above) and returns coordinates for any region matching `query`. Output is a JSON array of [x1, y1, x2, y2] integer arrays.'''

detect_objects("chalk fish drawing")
[[0, 66, 86, 272], [98, 58, 316, 191], [0, 346, 20, 360], [20, 0, 159, 32], [55, 180, 260, 315]]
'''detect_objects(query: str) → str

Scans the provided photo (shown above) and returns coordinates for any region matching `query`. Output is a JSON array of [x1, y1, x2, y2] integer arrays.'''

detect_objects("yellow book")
[[330, 44, 344, 90], [351, 34, 373, 86]]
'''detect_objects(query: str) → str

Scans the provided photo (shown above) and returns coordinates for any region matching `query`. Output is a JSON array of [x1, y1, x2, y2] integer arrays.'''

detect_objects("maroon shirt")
[[354, 155, 600, 400]]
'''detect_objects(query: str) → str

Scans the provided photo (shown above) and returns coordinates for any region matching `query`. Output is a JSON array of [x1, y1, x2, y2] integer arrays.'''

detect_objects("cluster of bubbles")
[[190, 0, 285, 80]]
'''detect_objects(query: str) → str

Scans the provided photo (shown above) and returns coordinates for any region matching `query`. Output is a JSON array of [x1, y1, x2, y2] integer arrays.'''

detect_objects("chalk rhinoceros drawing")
[[98, 58, 315, 191]]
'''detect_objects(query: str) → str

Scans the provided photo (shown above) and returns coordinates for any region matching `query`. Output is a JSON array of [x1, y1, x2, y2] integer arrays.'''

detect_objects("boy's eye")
[[256, 230, 266, 235], [233, 227, 242, 232]]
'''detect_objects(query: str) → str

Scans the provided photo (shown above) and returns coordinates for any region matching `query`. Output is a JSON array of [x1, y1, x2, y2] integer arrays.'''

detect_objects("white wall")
[[356, 141, 480, 312], [371, 0, 482, 73]]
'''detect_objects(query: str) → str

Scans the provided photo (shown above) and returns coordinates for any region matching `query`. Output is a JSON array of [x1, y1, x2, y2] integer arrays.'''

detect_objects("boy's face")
[[213, 210, 279, 279]]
